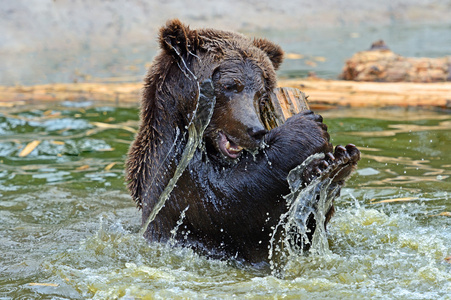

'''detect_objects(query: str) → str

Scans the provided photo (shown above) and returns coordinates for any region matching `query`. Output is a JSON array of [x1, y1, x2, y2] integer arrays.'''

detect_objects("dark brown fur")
[[126, 19, 360, 264]]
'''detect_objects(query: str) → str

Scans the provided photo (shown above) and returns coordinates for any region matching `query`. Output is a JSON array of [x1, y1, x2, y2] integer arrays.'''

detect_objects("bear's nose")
[[248, 127, 268, 142]]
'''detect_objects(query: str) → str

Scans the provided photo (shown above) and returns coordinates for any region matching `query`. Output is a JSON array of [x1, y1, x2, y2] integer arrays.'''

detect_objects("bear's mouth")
[[217, 131, 243, 159]]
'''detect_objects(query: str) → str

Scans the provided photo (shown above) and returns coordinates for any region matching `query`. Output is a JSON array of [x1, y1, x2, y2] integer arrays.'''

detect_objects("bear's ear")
[[253, 38, 284, 70], [159, 19, 202, 58]]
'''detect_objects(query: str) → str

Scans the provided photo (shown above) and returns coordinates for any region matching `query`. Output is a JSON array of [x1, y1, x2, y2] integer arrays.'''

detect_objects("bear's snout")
[[247, 127, 268, 143]]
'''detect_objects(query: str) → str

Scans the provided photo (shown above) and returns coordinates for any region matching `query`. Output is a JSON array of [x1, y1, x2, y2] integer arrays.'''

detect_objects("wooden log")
[[262, 87, 309, 130], [0, 78, 450, 110], [0, 82, 142, 107], [278, 78, 451, 110], [340, 40, 451, 83]]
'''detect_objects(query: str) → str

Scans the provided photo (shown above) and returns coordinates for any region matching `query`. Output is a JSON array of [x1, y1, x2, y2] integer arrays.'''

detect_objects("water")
[[1, 104, 450, 299], [3, 23, 451, 86], [268, 153, 336, 272]]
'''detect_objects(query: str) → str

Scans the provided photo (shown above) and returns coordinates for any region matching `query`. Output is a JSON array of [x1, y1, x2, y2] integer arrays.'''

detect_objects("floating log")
[[0, 82, 142, 107], [280, 78, 451, 110], [0, 78, 450, 110], [340, 40, 451, 83]]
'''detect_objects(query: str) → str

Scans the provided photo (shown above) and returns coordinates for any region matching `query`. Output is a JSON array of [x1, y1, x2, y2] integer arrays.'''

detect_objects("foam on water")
[[37, 202, 450, 299]]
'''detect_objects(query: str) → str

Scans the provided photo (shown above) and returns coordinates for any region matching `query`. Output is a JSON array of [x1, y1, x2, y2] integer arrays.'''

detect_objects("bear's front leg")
[[263, 110, 334, 176]]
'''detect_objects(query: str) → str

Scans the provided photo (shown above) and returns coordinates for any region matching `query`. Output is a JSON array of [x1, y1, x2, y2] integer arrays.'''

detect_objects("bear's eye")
[[223, 80, 244, 93]]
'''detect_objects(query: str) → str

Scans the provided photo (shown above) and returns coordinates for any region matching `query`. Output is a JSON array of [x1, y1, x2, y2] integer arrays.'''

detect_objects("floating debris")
[[285, 53, 304, 60], [104, 162, 117, 171], [28, 283, 59, 287], [304, 60, 317, 67], [90, 121, 137, 133], [429, 212, 451, 217], [76, 165, 90, 171], [370, 197, 418, 204], [313, 56, 327, 62], [18, 140, 41, 157]]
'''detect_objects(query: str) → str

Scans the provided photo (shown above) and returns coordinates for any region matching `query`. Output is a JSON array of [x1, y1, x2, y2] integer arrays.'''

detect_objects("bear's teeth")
[[225, 141, 243, 153]]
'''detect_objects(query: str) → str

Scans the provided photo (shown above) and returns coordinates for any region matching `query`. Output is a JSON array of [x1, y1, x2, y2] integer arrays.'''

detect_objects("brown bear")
[[126, 19, 360, 264]]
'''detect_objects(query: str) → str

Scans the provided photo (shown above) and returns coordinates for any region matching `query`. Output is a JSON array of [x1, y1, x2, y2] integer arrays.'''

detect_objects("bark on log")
[[262, 87, 309, 129], [340, 40, 451, 83]]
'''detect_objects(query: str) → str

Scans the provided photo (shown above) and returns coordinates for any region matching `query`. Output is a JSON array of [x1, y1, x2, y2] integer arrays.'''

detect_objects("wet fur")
[[126, 19, 360, 263]]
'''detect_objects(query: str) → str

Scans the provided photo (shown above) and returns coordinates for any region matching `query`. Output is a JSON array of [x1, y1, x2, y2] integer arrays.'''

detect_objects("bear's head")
[[153, 19, 284, 161]]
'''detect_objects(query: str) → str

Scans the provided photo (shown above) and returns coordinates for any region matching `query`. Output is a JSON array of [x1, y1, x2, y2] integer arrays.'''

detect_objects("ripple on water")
[[0, 107, 450, 299], [20, 195, 443, 299]]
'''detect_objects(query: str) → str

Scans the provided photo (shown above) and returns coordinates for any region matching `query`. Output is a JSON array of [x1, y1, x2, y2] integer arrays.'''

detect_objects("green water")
[[1, 103, 450, 299]]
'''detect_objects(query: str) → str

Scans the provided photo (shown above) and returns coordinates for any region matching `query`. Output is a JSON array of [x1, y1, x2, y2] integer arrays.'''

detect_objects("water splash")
[[168, 205, 190, 246], [139, 79, 216, 236], [268, 153, 341, 274]]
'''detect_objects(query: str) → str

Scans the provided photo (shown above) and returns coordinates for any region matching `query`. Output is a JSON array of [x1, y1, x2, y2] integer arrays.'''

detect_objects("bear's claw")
[[302, 143, 360, 185]]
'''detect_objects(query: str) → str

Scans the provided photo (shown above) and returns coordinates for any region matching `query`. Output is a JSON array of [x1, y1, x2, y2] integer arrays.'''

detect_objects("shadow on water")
[[0, 104, 450, 299]]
